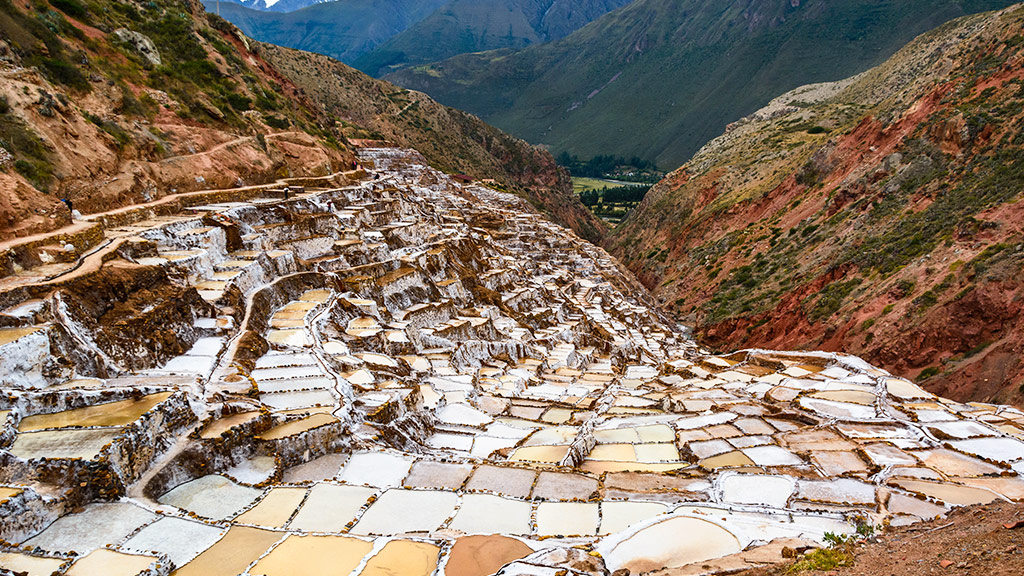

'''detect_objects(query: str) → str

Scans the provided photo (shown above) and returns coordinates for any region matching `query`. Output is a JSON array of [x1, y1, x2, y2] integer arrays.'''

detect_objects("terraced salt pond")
[[1, 147, 1023, 576]]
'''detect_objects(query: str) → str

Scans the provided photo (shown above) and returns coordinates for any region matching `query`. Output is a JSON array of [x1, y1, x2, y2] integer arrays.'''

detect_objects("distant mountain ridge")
[[204, 0, 450, 63], [217, 0, 329, 13], [386, 0, 1019, 168], [353, 0, 633, 76], [209, 0, 630, 70]]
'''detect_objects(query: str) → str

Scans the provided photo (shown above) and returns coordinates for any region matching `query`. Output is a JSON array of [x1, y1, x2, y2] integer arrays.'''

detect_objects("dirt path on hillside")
[[740, 502, 1024, 576]]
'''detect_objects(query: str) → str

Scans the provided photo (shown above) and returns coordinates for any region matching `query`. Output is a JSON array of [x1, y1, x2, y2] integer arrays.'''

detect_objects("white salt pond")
[[350, 489, 458, 535], [158, 475, 263, 520], [337, 451, 414, 488]]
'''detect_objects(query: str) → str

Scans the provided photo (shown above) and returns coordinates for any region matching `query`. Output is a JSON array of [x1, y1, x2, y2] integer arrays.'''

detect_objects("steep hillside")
[[611, 4, 1024, 405], [352, 0, 632, 76], [386, 0, 1017, 168], [205, 0, 448, 63], [0, 0, 356, 238], [0, 0, 587, 240], [259, 43, 606, 243]]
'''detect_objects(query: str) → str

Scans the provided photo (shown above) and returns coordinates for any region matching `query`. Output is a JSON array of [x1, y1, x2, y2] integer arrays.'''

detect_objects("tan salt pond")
[[911, 449, 1002, 477], [199, 411, 261, 439], [541, 407, 573, 424], [635, 443, 680, 463], [0, 552, 65, 576], [700, 450, 755, 469], [66, 549, 155, 576], [235, 487, 307, 527], [595, 428, 640, 443], [250, 535, 373, 576], [809, 390, 877, 405], [257, 413, 338, 440], [19, 392, 173, 431], [581, 461, 687, 474], [509, 445, 570, 463], [346, 317, 382, 337], [359, 540, 439, 576], [589, 443, 637, 461], [288, 484, 376, 532], [443, 535, 533, 576], [173, 526, 282, 576], [9, 428, 122, 460], [448, 493, 532, 534], [599, 501, 669, 535], [299, 289, 332, 303], [266, 329, 309, 347], [889, 479, 1000, 506], [535, 502, 599, 536]]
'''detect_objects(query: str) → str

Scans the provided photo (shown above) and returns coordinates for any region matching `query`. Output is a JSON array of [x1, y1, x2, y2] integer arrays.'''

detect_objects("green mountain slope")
[[260, 43, 606, 243], [386, 0, 1018, 168], [204, 0, 449, 63], [0, 0, 589, 242], [352, 0, 632, 76], [610, 4, 1024, 405]]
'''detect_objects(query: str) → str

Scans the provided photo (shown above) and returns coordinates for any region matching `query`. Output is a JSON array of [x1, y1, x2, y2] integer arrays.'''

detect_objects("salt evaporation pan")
[[359, 540, 439, 576], [447, 493, 532, 534], [173, 526, 282, 576], [24, 502, 155, 552], [535, 502, 600, 536], [337, 452, 414, 488], [599, 515, 741, 573], [599, 501, 669, 535], [235, 487, 307, 527], [443, 535, 534, 576], [250, 535, 372, 576], [9, 428, 122, 460], [121, 516, 225, 566], [721, 474, 795, 508], [288, 484, 376, 532], [65, 549, 155, 576], [350, 489, 458, 535], [0, 552, 65, 576], [158, 475, 262, 520]]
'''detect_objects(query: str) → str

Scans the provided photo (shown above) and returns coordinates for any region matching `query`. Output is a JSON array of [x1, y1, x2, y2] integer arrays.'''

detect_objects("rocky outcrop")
[[111, 29, 161, 66]]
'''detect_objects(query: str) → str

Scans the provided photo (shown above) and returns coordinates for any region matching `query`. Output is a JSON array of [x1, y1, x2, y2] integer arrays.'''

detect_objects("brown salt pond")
[[249, 535, 373, 576], [256, 413, 338, 440], [172, 526, 281, 576], [359, 540, 439, 576], [443, 535, 534, 576], [18, 392, 173, 431], [199, 411, 261, 439]]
